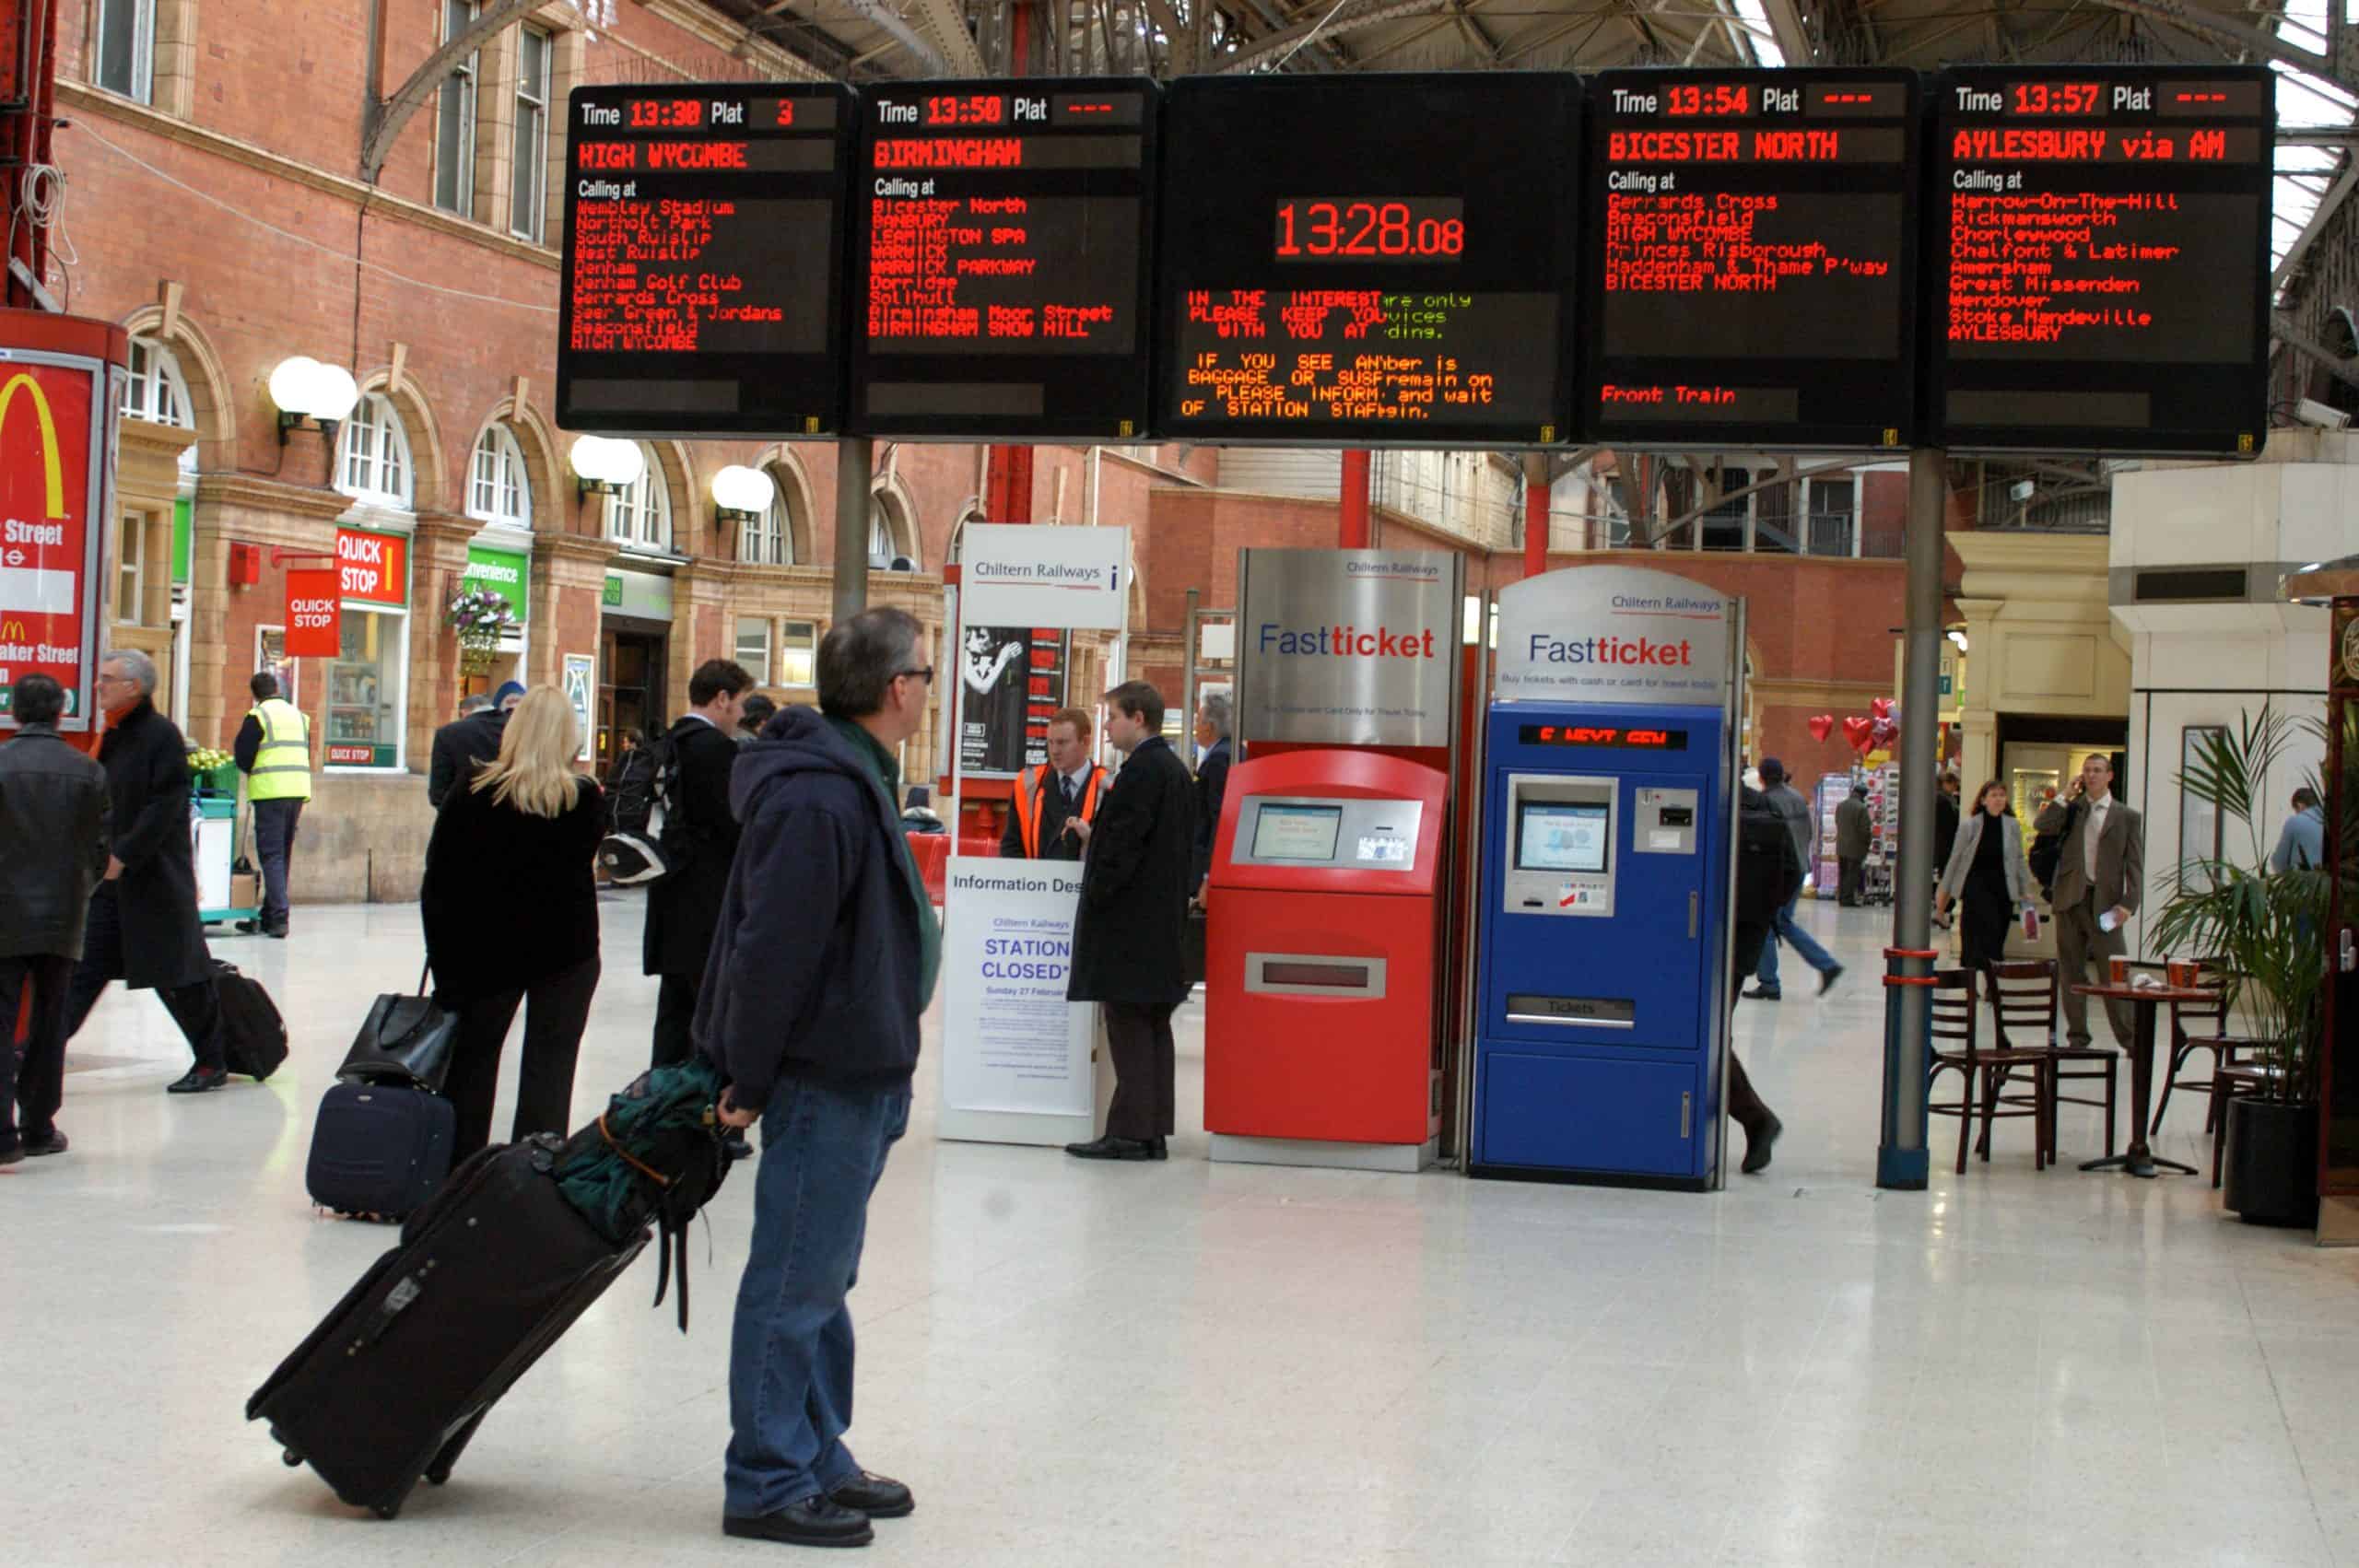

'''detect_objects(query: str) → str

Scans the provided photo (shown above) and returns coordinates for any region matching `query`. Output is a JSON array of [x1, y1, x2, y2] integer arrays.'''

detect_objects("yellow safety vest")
[[246, 697, 313, 802]]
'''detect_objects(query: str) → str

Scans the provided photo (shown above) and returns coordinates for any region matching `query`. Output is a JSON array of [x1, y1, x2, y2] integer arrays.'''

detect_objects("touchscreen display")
[[1251, 803, 1344, 861], [1519, 802, 1610, 874]]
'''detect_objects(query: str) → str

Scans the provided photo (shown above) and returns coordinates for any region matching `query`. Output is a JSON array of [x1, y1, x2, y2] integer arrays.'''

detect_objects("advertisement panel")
[[1235, 548, 1461, 747], [958, 522, 1129, 632], [1493, 565, 1732, 708], [562, 652, 596, 763], [0, 359, 104, 728], [959, 626, 1069, 778], [284, 568, 341, 656], [938, 860, 1097, 1119]]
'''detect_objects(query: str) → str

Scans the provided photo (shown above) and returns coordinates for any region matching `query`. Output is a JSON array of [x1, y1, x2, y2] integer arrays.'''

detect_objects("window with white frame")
[[779, 620, 817, 688], [868, 498, 914, 569], [95, 0, 155, 103], [607, 443, 671, 550], [337, 394, 414, 509], [1807, 476, 1858, 556], [468, 425, 532, 528], [743, 482, 793, 566], [511, 26, 552, 242], [122, 337, 192, 427], [435, 0, 480, 216], [116, 509, 146, 623], [734, 617, 771, 685]]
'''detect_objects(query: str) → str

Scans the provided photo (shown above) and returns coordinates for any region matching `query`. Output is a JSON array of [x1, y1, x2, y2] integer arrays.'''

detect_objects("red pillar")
[[1, 0, 60, 310], [1523, 453, 1549, 579], [1339, 450, 1371, 547], [985, 444, 1034, 523]]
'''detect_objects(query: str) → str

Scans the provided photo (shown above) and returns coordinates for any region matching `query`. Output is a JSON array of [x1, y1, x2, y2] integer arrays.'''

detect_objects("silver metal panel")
[[1232, 794, 1426, 872], [1491, 565, 1733, 708], [1236, 548, 1462, 747], [1500, 772, 1616, 919], [1209, 1132, 1438, 1173], [1242, 951, 1388, 1000]]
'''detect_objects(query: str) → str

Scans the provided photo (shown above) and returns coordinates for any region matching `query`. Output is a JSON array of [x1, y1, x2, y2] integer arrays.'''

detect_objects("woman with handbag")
[[1934, 779, 2033, 974], [422, 688, 605, 1161]]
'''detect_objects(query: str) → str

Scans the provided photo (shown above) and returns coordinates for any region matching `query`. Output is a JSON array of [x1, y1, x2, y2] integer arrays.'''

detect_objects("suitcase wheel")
[[373, 1504, 399, 1521], [426, 1467, 452, 1487], [281, 1448, 302, 1469]]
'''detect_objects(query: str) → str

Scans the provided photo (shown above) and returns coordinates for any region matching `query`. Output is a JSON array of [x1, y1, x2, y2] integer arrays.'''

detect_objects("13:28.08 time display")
[[1273, 198, 1466, 261]]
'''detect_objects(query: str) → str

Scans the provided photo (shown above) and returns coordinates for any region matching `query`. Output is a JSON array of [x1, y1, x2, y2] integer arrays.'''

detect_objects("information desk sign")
[[1928, 66, 2274, 455], [1583, 69, 1919, 450], [1156, 73, 1579, 446], [851, 78, 1158, 440], [557, 82, 854, 437]]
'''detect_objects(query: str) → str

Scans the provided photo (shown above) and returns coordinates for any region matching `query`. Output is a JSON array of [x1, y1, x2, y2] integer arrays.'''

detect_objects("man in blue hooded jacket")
[[699, 606, 941, 1550]]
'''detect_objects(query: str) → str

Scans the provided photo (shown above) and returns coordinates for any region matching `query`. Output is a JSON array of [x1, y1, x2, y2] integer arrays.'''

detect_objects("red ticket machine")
[[1204, 750, 1449, 1168]]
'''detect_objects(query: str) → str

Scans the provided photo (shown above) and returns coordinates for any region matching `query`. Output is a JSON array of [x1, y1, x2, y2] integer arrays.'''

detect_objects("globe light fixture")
[[269, 356, 361, 445], [710, 463, 776, 521], [569, 434, 646, 496]]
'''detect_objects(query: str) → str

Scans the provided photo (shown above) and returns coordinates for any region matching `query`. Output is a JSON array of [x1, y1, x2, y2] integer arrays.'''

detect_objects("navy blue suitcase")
[[306, 1082, 456, 1221]]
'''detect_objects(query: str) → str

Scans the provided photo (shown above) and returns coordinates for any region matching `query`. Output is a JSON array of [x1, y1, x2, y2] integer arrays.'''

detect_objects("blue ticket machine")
[[1471, 567, 1744, 1189]]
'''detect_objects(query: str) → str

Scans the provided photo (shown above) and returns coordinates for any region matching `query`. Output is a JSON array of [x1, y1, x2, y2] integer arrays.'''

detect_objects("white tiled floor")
[[7, 894, 2358, 1566]]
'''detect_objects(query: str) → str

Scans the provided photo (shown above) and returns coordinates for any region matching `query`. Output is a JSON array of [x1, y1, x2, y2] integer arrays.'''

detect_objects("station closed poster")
[[959, 626, 1068, 778]]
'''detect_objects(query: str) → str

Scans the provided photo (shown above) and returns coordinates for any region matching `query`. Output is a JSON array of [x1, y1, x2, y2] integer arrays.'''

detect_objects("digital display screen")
[[1251, 803, 1344, 862], [851, 78, 1157, 439], [1519, 803, 1612, 874], [1156, 73, 1578, 445], [1519, 724, 1689, 750], [557, 83, 852, 436], [1929, 65, 2273, 454], [1584, 70, 1919, 449]]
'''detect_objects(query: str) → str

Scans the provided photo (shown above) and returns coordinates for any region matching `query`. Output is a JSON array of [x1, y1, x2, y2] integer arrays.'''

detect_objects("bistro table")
[[2070, 980, 2216, 1178]]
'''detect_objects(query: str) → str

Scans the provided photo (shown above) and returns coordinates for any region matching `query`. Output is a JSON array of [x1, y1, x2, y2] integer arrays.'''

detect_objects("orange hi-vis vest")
[[1010, 763, 1105, 857]]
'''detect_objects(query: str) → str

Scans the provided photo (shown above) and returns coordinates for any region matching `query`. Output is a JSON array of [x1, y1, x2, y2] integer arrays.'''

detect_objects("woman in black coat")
[[422, 689, 605, 1160]]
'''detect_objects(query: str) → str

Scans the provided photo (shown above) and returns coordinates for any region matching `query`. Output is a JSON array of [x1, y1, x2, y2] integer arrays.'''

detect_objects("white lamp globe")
[[711, 464, 775, 513], [267, 357, 323, 416], [312, 364, 361, 424]]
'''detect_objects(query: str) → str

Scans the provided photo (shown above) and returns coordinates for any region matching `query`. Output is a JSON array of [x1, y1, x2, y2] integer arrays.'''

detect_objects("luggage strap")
[[595, 1111, 698, 1333], [596, 1112, 674, 1191]]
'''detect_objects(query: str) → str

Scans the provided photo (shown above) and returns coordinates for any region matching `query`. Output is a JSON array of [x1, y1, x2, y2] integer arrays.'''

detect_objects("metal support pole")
[[1340, 450, 1371, 547], [832, 435, 873, 625], [1879, 446, 1946, 1190], [1523, 452, 1549, 579]]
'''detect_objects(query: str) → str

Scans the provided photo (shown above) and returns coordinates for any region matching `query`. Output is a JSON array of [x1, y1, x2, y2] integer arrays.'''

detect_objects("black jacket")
[[643, 714, 743, 977], [1191, 737, 1231, 886], [422, 773, 604, 1004], [427, 708, 507, 809], [0, 725, 111, 961], [998, 764, 1103, 861], [1933, 790, 1961, 876], [1069, 735, 1197, 1008], [96, 699, 213, 989], [697, 709, 929, 1106]]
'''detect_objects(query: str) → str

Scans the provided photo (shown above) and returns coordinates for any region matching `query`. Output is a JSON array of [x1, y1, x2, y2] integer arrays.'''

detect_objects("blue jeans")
[[1755, 890, 1837, 991], [725, 1076, 911, 1518]]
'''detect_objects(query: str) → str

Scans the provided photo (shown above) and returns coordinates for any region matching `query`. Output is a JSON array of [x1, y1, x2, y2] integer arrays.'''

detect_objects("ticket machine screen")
[[1518, 802, 1610, 874], [1252, 803, 1343, 861]]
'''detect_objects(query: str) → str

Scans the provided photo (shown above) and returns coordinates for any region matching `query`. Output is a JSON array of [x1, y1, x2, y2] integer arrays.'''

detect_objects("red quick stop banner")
[[0, 359, 102, 727]]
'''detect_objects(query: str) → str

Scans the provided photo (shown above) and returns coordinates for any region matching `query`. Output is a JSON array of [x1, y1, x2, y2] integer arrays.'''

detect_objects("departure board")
[[557, 83, 852, 437], [1155, 74, 1579, 446], [850, 78, 1157, 439], [1583, 69, 1919, 449], [1930, 65, 2274, 454]]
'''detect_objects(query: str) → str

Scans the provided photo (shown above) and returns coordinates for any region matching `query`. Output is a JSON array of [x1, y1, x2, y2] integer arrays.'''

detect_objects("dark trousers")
[[1, 953, 75, 1148], [1837, 857, 1864, 906], [252, 798, 302, 927], [651, 972, 700, 1069], [1102, 1000, 1177, 1141], [441, 955, 599, 1162], [1727, 920, 1774, 1135], [63, 888, 225, 1071]]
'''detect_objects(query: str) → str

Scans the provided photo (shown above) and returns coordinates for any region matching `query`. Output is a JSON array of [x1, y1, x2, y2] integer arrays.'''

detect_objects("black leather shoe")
[[1743, 987, 1781, 1001], [1817, 965, 1844, 997], [1147, 1138, 1168, 1161], [0, 1142, 20, 1167], [167, 1065, 229, 1094], [235, 919, 259, 934], [264, 924, 288, 940], [828, 1469, 914, 1518], [1741, 1115, 1783, 1176], [722, 1497, 874, 1548], [22, 1129, 67, 1157], [1064, 1135, 1154, 1161]]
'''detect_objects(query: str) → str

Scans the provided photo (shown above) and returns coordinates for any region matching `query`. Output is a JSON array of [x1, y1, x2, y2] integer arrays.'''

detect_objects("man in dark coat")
[[1835, 784, 1872, 907], [1190, 691, 1232, 902], [0, 673, 110, 1162], [1065, 680, 1197, 1162], [1730, 783, 1805, 1175], [62, 650, 230, 1094], [427, 693, 505, 809], [646, 658, 752, 1068], [1933, 771, 1961, 894]]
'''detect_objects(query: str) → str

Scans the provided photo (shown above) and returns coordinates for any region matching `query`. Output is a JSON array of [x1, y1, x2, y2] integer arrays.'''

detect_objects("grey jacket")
[[1766, 782, 1813, 869], [1938, 809, 2031, 912], [0, 725, 111, 960], [1835, 795, 1873, 860]]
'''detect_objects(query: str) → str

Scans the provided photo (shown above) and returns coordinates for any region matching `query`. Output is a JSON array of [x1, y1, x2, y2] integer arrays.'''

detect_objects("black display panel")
[[1155, 73, 1579, 447], [849, 78, 1158, 440], [1929, 65, 2274, 455], [1583, 69, 1919, 450], [557, 83, 852, 437]]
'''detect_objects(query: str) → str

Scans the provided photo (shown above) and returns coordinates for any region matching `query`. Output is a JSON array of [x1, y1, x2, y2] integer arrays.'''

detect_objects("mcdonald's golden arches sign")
[[0, 311, 117, 731]]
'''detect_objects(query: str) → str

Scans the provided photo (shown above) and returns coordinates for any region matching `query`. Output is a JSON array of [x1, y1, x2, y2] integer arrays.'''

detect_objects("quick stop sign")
[[284, 568, 341, 656]]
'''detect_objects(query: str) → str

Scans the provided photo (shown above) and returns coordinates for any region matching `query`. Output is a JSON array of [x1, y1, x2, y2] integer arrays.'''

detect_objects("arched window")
[[743, 482, 794, 566], [336, 393, 414, 509], [122, 336, 192, 427], [607, 441, 671, 551], [468, 424, 533, 529], [867, 493, 915, 569]]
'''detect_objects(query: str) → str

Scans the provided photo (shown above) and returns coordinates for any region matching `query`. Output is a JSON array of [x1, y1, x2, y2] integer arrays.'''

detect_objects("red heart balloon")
[[1842, 717, 1874, 751], [1871, 718, 1899, 747], [1806, 714, 1835, 743], [1871, 697, 1895, 720]]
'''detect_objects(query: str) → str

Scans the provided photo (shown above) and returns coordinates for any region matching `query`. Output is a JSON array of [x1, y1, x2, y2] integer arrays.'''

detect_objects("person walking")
[[1000, 707, 1107, 861], [2270, 787, 2326, 872], [736, 693, 777, 744], [428, 694, 503, 809], [2036, 754, 2144, 1051], [62, 650, 232, 1094], [421, 688, 604, 1162], [646, 659, 753, 1069], [1936, 780, 2032, 972], [1835, 783, 1872, 907], [1191, 692, 1233, 905], [700, 607, 940, 1550], [1933, 771, 1962, 894], [1065, 681, 1196, 1162], [0, 674, 110, 1163], [1744, 758, 1843, 1000], [1730, 781, 1803, 1174], [231, 671, 311, 938]]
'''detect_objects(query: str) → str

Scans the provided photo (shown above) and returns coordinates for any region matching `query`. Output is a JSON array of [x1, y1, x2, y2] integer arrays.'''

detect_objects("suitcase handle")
[[350, 1260, 434, 1353]]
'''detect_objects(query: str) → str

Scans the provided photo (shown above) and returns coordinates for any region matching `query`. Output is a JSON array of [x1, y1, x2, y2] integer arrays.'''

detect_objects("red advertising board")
[[285, 568, 341, 656], [335, 527, 409, 606], [0, 356, 104, 729]]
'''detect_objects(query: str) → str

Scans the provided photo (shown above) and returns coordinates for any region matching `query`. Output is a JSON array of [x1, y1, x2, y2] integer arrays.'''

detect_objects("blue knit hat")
[[493, 681, 527, 708]]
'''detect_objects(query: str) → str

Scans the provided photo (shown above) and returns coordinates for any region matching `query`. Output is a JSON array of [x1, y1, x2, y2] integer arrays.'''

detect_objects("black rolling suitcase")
[[305, 1082, 456, 1221], [211, 959, 288, 1081], [248, 1136, 647, 1518]]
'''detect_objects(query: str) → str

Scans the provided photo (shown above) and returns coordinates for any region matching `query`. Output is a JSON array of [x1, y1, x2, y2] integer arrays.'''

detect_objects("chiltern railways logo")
[[968, 560, 1120, 592]]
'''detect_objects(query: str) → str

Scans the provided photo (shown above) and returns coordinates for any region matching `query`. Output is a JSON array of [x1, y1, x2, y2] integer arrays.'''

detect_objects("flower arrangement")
[[447, 586, 519, 677]]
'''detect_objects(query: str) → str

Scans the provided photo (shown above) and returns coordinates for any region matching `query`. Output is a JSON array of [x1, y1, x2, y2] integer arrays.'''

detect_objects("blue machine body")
[[1471, 700, 1733, 1188]]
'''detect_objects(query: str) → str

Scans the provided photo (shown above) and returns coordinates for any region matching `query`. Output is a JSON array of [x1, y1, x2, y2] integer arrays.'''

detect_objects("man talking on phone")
[[2036, 754, 2144, 1052]]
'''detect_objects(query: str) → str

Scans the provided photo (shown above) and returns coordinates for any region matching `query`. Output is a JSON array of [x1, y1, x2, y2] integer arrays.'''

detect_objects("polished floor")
[[7, 894, 2358, 1567]]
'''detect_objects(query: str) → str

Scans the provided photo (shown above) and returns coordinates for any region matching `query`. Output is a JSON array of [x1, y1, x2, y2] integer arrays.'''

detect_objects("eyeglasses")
[[95, 673, 134, 687], [895, 666, 935, 685]]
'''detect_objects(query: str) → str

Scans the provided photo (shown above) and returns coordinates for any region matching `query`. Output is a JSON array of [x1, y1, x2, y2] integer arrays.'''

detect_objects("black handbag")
[[338, 965, 460, 1093]]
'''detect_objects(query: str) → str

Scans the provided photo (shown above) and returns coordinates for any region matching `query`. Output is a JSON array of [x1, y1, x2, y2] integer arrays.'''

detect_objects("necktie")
[[2085, 801, 2105, 886], [1062, 774, 1077, 810]]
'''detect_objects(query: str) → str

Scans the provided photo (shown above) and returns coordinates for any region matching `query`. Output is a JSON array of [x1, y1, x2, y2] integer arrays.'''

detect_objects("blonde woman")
[[421, 687, 605, 1160]]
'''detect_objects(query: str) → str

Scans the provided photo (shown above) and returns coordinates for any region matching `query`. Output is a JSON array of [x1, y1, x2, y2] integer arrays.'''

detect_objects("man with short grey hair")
[[1191, 691, 1233, 907], [63, 651, 231, 1094], [428, 692, 504, 809]]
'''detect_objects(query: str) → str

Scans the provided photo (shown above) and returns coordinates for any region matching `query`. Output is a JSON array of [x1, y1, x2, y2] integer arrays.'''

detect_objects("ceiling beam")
[[2274, 156, 2359, 291], [1215, 0, 1448, 72], [1753, 0, 1815, 63], [2086, 0, 2355, 97]]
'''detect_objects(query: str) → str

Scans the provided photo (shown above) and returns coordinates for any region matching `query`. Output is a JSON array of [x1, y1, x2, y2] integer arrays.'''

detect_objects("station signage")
[[1237, 548, 1462, 747], [0, 355, 107, 729], [1495, 565, 1734, 708], [283, 568, 340, 657]]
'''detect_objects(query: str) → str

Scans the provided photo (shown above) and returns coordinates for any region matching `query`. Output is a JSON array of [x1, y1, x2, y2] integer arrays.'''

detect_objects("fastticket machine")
[[1205, 750, 1449, 1170]]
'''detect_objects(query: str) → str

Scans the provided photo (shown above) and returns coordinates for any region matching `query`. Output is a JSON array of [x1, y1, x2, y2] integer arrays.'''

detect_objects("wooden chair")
[[1985, 958, 2116, 1161], [2209, 1061, 2290, 1188], [1927, 967, 2054, 1173], [2155, 963, 2266, 1136]]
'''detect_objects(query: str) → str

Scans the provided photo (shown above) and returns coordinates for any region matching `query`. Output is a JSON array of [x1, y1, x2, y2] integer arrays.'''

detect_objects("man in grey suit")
[[2036, 754, 2144, 1049]]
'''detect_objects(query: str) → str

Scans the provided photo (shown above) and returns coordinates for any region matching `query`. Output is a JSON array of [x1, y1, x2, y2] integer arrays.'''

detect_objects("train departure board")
[[1155, 74, 1579, 446], [1584, 69, 1919, 449], [1930, 66, 2274, 454], [557, 83, 852, 437], [850, 78, 1157, 439]]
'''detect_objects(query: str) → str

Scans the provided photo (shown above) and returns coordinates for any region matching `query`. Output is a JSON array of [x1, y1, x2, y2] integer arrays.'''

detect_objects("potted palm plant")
[[2153, 707, 2332, 1226]]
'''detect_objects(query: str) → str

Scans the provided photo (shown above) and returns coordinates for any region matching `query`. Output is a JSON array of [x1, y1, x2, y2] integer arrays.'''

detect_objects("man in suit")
[[2036, 753, 2145, 1050], [1835, 784, 1872, 907], [646, 658, 752, 1068], [1065, 681, 1196, 1162], [1190, 692, 1232, 904], [1000, 708, 1107, 861], [428, 694, 502, 809]]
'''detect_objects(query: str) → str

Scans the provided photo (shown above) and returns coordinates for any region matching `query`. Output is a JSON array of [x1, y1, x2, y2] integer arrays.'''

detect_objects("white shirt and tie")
[[2083, 791, 2110, 888]]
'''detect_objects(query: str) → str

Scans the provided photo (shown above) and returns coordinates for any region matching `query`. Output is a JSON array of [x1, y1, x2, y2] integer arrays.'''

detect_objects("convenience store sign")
[[337, 527, 408, 607], [327, 741, 398, 767], [463, 543, 530, 621]]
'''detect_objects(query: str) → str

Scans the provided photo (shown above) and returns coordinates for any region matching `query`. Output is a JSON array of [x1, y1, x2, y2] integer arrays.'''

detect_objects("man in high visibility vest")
[[233, 672, 312, 938], [999, 707, 1107, 862]]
